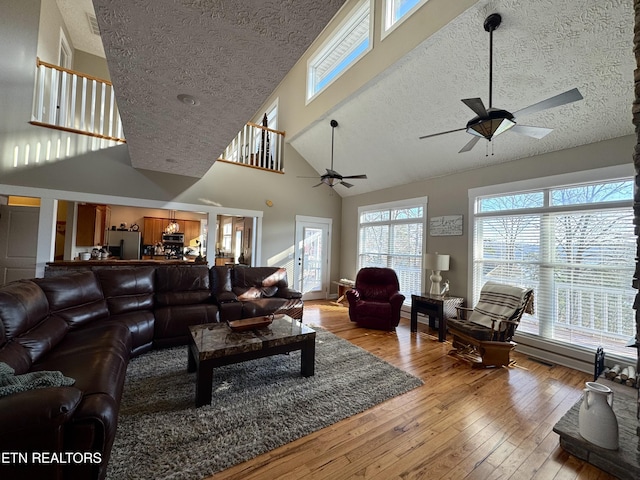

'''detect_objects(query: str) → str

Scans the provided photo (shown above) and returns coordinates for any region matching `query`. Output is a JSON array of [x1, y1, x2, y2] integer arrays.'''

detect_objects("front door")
[[294, 216, 331, 300], [0, 205, 39, 285]]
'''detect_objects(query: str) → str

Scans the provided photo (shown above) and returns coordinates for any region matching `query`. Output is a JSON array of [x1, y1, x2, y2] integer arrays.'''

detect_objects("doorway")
[[294, 216, 331, 300], [0, 205, 39, 284]]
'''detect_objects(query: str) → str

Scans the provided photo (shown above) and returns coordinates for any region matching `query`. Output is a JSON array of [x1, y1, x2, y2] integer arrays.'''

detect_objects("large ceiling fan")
[[300, 119, 367, 188], [419, 13, 583, 153]]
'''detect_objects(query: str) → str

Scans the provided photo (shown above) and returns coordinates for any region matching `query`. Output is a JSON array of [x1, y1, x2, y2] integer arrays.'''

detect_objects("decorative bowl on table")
[[227, 315, 281, 331]]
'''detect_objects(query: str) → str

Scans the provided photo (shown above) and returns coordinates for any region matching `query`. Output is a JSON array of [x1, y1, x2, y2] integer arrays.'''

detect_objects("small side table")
[[332, 280, 354, 304], [411, 293, 464, 342]]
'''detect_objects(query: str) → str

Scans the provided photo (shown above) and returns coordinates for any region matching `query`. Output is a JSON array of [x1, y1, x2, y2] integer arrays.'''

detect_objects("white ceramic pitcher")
[[578, 381, 619, 450]]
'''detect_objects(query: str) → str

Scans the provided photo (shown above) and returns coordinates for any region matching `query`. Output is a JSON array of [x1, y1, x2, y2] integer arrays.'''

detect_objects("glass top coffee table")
[[187, 315, 316, 407]]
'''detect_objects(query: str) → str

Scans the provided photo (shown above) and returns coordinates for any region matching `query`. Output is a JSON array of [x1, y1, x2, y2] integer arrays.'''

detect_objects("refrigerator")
[[105, 230, 141, 260]]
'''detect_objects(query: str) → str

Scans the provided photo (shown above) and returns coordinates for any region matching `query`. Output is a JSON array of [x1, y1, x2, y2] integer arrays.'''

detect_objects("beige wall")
[[73, 50, 111, 80], [341, 135, 636, 298], [37, 0, 68, 65]]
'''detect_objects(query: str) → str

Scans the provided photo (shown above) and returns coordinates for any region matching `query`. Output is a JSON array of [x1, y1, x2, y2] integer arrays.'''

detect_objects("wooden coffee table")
[[187, 315, 316, 407]]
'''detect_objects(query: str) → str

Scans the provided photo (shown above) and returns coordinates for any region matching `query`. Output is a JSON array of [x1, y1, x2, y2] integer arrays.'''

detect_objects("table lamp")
[[425, 252, 450, 295]]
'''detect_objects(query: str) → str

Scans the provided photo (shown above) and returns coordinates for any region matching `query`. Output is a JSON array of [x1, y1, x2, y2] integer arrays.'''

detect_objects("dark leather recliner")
[[346, 267, 405, 330]]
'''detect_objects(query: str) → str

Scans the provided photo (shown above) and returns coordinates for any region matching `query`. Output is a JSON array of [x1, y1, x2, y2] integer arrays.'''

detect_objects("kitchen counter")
[[44, 259, 207, 277], [49, 260, 197, 266]]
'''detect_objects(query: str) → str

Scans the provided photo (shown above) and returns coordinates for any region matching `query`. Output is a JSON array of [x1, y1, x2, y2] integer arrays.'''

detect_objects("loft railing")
[[217, 121, 285, 173], [30, 58, 126, 144]]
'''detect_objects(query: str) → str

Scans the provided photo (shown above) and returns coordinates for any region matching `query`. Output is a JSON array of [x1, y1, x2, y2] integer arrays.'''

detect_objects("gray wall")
[[341, 135, 636, 298]]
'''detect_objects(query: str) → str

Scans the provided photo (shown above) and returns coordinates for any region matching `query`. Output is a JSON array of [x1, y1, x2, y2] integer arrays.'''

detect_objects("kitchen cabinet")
[[143, 217, 202, 246], [76, 204, 109, 246], [183, 220, 201, 246], [142, 217, 169, 245]]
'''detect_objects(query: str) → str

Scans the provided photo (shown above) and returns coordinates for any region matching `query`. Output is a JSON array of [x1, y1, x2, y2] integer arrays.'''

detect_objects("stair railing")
[[31, 58, 126, 144], [218, 121, 285, 173]]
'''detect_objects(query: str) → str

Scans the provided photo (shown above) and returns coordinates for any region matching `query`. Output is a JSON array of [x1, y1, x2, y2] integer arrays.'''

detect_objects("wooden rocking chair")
[[448, 282, 534, 368]]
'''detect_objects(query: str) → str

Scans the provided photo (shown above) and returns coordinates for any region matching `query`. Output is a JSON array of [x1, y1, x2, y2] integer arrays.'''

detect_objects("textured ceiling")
[[91, 0, 346, 177], [290, 0, 636, 197]]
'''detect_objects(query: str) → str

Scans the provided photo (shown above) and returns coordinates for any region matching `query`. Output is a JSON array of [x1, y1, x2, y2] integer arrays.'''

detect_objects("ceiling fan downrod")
[[484, 13, 501, 110], [330, 119, 338, 171]]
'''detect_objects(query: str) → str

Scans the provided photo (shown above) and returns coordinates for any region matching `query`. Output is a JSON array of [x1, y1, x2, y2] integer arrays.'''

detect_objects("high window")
[[307, 0, 372, 102], [472, 175, 635, 360], [383, 0, 429, 35], [358, 197, 427, 301]]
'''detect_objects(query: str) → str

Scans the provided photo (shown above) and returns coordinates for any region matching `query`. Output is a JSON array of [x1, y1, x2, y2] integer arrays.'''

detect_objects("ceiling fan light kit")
[[419, 13, 583, 153]]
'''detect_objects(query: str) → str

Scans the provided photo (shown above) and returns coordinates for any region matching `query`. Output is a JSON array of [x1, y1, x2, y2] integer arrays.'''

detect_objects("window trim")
[[381, 0, 431, 40], [357, 196, 428, 302], [467, 163, 635, 371], [306, 0, 373, 104]]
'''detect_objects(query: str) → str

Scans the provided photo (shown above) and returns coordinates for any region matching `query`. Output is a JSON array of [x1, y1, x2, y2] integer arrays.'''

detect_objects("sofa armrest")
[[455, 306, 474, 320], [0, 386, 82, 434], [389, 292, 406, 309], [275, 287, 302, 299]]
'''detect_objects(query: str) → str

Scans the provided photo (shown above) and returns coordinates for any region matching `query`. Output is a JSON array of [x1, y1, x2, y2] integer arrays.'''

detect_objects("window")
[[358, 197, 427, 301], [472, 177, 635, 360], [222, 220, 232, 252], [383, 0, 429, 35], [307, 0, 372, 102]]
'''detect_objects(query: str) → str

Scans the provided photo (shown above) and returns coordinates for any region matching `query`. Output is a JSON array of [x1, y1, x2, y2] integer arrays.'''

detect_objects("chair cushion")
[[469, 282, 530, 329]]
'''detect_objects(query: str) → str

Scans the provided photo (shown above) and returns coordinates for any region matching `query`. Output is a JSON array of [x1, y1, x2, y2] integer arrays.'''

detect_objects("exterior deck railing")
[[217, 121, 285, 173], [31, 58, 126, 144]]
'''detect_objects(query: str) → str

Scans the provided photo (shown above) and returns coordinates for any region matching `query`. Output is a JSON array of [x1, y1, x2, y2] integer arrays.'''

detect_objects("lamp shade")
[[425, 253, 450, 271]]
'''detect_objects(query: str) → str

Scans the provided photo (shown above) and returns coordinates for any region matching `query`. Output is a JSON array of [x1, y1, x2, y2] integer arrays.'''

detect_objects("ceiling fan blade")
[[513, 88, 583, 118], [312, 182, 324, 188], [510, 124, 553, 139], [461, 98, 488, 117], [326, 169, 341, 177], [341, 174, 367, 179], [458, 136, 481, 153], [340, 181, 354, 188], [419, 127, 467, 140]]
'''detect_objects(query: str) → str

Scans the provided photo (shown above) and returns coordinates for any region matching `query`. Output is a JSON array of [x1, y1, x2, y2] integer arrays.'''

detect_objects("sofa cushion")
[[16, 315, 69, 364], [448, 318, 495, 342], [153, 303, 218, 347], [235, 287, 262, 300], [0, 280, 57, 373], [155, 266, 211, 306], [233, 266, 288, 289], [0, 280, 50, 341], [108, 311, 154, 356], [35, 272, 109, 328], [96, 267, 155, 315], [210, 266, 233, 295]]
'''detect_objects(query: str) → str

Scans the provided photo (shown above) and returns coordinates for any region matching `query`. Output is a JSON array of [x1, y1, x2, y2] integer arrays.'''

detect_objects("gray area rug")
[[106, 326, 423, 480]]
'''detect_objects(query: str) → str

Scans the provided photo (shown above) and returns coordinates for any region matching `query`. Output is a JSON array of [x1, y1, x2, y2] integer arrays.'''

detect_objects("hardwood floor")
[[207, 301, 615, 480]]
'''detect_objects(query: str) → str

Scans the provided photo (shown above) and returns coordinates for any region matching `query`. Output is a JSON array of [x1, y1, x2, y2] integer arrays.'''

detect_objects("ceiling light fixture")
[[177, 94, 200, 106]]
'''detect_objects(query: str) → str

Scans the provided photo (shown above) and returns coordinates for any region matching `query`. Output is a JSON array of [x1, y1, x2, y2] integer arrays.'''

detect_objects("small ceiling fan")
[[419, 13, 583, 153], [300, 119, 367, 188]]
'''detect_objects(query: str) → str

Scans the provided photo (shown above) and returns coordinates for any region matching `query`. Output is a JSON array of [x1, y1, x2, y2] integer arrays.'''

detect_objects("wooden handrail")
[[36, 57, 113, 86], [29, 121, 126, 144], [216, 158, 284, 174], [246, 121, 286, 136]]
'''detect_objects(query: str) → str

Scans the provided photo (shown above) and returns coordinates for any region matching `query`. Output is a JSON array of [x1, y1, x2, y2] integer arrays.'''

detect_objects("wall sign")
[[429, 215, 463, 236]]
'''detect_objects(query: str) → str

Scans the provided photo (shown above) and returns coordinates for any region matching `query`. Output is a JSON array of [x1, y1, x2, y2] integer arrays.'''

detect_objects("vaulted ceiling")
[[289, 0, 635, 197], [82, 0, 634, 195]]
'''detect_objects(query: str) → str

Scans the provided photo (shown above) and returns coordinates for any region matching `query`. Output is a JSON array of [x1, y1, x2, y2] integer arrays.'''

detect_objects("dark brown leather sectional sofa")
[[0, 264, 302, 480]]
